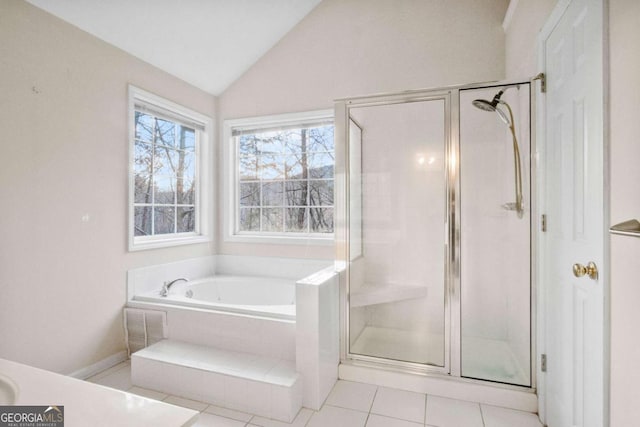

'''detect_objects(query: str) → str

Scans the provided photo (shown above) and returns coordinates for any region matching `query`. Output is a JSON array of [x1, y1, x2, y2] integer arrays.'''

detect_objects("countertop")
[[0, 358, 198, 427]]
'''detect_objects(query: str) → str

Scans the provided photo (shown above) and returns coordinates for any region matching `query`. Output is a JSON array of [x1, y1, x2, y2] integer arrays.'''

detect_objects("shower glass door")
[[346, 96, 449, 369], [459, 84, 532, 386], [338, 83, 533, 388]]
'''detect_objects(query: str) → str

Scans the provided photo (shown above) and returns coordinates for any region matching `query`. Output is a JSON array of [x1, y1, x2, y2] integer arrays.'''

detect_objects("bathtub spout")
[[160, 278, 189, 297]]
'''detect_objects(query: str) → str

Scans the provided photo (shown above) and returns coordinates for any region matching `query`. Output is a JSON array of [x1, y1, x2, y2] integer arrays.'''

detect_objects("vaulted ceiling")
[[26, 0, 322, 95]]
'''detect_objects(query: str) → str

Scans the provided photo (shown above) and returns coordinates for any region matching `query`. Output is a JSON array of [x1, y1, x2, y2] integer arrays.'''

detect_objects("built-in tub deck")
[[133, 275, 296, 320], [126, 256, 339, 412]]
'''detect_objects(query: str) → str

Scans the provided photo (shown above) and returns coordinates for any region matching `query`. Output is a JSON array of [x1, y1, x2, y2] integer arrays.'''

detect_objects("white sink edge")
[[0, 372, 19, 405]]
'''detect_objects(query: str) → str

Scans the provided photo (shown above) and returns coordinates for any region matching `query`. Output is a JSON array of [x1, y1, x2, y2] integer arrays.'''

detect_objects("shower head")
[[472, 88, 524, 218], [472, 90, 503, 111], [472, 90, 510, 125], [471, 99, 497, 112]]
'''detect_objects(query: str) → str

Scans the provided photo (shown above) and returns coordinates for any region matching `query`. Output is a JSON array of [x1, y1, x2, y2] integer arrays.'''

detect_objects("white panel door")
[[542, 0, 604, 426]]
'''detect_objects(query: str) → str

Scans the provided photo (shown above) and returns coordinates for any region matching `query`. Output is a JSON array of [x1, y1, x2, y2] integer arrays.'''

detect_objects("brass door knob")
[[572, 262, 598, 280]]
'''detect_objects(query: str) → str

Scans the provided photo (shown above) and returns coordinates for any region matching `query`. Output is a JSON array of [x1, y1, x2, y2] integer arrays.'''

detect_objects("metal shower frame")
[[334, 78, 538, 392]]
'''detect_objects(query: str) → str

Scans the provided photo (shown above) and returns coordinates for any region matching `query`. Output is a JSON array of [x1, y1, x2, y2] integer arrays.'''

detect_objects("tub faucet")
[[160, 278, 188, 297]]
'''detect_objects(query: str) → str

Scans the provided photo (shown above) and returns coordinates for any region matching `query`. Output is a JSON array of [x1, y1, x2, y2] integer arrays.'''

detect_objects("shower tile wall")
[[506, 88, 531, 377]]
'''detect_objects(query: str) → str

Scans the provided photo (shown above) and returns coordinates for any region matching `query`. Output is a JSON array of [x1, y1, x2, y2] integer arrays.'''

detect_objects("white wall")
[[0, 0, 215, 374], [218, 0, 509, 259]]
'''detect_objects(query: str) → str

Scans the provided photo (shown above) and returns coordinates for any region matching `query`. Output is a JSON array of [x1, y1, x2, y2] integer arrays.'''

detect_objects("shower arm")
[[498, 101, 524, 218]]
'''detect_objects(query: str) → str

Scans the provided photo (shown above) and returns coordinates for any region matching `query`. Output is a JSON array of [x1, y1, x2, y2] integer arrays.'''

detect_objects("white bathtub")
[[134, 275, 296, 320], [127, 256, 332, 361]]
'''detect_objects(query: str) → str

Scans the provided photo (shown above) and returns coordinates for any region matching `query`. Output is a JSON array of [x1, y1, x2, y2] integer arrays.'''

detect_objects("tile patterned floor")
[[85, 362, 543, 427]]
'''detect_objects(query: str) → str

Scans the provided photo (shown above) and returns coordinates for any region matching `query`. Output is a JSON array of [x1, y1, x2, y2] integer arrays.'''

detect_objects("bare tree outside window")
[[237, 124, 334, 235], [133, 111, 197, 236]]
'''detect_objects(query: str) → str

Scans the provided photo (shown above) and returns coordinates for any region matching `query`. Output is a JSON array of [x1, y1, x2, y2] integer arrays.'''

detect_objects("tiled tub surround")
[[127, 255, 330, 301], [295, 267, 340, 410], [139, 303, 297, 361], [126, 256, 339, 421], [127, 256, 330, 361]]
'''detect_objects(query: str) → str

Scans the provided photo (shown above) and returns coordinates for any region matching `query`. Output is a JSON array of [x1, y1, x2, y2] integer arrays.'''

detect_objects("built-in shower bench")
[[350, 282, 427, 307], [131, 339, 302, 423]]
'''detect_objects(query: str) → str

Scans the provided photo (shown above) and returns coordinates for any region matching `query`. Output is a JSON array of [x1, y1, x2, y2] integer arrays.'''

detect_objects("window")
[[224, 110, 334, 244], [128, 86, 212, 251]]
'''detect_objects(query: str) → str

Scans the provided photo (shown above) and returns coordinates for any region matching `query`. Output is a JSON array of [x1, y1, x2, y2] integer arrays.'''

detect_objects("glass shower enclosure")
[[335, 82, 533, 387]]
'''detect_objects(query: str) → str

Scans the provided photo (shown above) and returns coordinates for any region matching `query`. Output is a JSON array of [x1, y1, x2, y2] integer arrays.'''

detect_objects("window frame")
[[223, 109, 335, 245], [128, 85, 213, 251]]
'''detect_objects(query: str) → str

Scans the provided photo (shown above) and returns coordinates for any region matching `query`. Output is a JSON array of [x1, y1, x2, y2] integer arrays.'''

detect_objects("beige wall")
[[0, 1, 215, 374], [504, 0, 557, 78], [218, 0, 509, 259], [0, 0, 509, 375], [609, 0, 640, 424]]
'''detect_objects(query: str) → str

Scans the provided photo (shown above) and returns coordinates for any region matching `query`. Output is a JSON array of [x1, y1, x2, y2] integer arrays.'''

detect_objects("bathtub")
[[127, 256, 333, 361], [133, 275, 296, 320]]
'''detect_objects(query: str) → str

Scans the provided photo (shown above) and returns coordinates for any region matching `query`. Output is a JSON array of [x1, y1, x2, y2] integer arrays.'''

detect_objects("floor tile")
[[163, 395, 209, 412], [307, 405, 368, 427], [83, 355, 544, 427], [127, 386, 169, 401], [366, 414, 423, 427], [370, 387, 426, 424], [89, 365, 132, 391], [192, 412, 246, 427], [481, 404, 543, 427], [426, 395, 483, 427], [204, 405, 253, 422], [325, 380, 378, 412], [85, 360, 130, 382], [250, 408, 313, 427]]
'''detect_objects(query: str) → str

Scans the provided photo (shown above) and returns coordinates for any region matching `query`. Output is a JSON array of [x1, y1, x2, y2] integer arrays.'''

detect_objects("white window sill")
[[224, 233, 334, 246], [129, 234, 211, 251]]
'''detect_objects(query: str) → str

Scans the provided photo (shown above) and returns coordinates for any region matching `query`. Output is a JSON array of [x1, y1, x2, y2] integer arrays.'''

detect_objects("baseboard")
[[67, 351, 129, 380]]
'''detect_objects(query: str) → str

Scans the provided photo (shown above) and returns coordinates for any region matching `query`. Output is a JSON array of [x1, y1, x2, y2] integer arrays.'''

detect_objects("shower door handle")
[[572, 261, 598, 280]]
